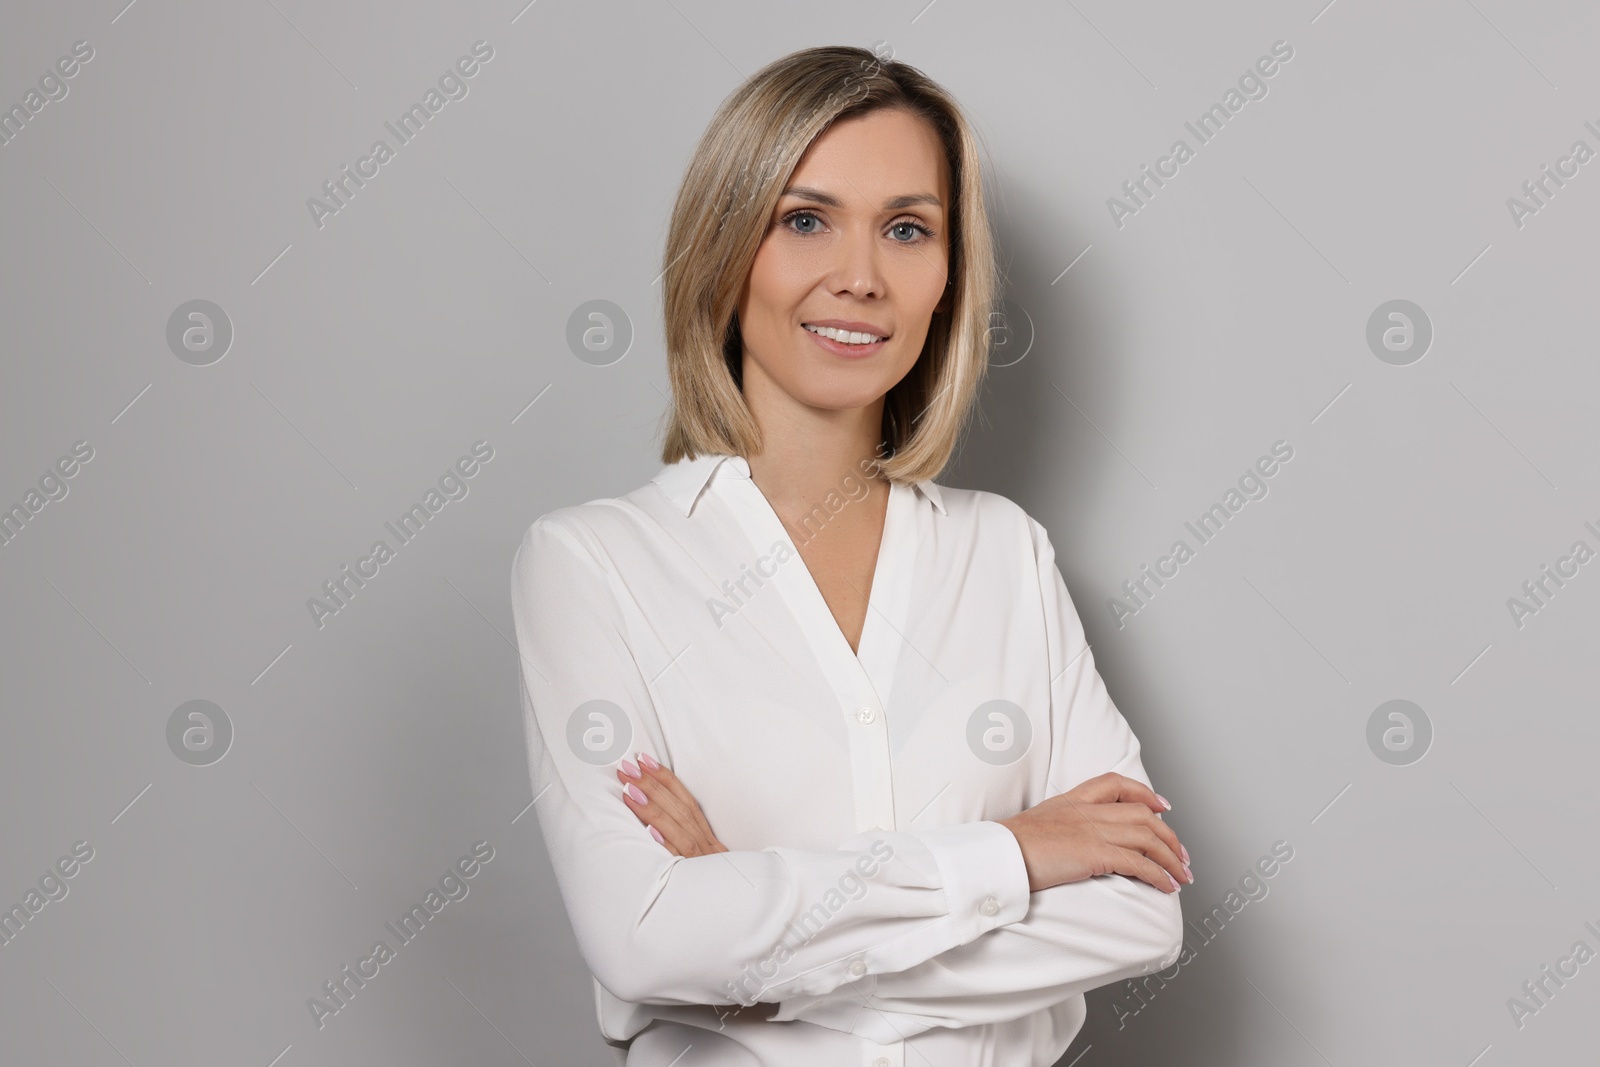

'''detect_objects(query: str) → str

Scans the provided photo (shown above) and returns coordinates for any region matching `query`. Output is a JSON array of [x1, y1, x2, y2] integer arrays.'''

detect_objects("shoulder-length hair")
[[658, 45, 999, 485]]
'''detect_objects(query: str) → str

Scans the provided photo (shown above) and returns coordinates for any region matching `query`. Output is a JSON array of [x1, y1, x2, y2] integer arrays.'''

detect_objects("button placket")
[[862, 1045, 904, 1067], [847, 695, 894, 833], [718, 469, 917, 1066]]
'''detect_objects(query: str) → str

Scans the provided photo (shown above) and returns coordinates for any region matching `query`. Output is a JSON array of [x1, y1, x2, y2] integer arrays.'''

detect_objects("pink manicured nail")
[[624, 783, 647, 804], [1179, 843, 1190, 865], [619, 759, 642, 779], [1168, 873, 1180, 892], [637, 752, 661, 771], [1156, 794, 1171, 811], [1183, 864, 1194, 884], [649, 826, 665, 845]]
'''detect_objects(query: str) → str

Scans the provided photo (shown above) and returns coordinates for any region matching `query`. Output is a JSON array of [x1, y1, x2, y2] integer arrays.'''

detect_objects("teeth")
[[804, 323, 885, 345]]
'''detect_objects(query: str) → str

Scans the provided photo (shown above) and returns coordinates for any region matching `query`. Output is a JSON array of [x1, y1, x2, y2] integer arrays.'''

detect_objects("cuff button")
[[980, 894, 1000, 916]]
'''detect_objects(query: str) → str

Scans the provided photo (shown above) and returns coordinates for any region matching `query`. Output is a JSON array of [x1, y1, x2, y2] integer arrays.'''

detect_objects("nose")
[[827, 222, 884, 299]]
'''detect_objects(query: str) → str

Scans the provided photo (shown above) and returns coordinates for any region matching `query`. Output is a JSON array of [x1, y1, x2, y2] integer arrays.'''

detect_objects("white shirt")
[[510, 451, 1184, 1067]]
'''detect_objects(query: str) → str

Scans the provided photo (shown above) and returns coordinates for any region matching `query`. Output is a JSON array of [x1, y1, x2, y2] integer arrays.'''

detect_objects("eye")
[[778, 209, 938, 244], [780, 209, 824, 235], [889, 218, 936, 243]]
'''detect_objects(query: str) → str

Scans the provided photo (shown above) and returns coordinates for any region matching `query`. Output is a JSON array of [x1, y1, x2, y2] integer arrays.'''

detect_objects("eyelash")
[[778, 209, 937, 243]]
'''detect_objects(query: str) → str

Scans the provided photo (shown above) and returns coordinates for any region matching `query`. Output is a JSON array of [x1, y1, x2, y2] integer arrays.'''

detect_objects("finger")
[[1069, 772, 1169, 814], [618, 762, 699, 831], [1060, 798, 1191, 877], [1098, 820, 1190, 886], [1143, 822, 1188, 874], [1142, 813, 1189, 871], [648, 822, 680, 856], [1100, 806, 1190, 857], [649, 825, 679, 856], [633, 758, 723, 856], [620, 781, 710, 856], [1102, 842, 1182, 894], [615, 762, 660, 818], [614, 767, 693, 846], [619, 766, 722, 858], [1098, 803, 1191, 871], [635, 761, 705, 823]]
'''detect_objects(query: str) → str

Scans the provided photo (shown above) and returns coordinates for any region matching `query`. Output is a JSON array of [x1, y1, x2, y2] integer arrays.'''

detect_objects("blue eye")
[[777, 209, 938, 243], [785, 210, 822, 234], [890, 220, 935, 242]]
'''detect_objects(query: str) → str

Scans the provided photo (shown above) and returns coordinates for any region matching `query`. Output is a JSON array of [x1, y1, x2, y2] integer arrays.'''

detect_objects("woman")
[[510, 45, 1191, 1067]]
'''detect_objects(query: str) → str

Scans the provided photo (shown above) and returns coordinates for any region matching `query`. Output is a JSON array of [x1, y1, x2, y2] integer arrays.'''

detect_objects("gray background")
[[2, 0, 1596, 1063]]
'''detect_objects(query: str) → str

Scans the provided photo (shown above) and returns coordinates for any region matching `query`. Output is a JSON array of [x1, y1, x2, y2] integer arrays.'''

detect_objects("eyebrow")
[[780, 185, 943, 211]]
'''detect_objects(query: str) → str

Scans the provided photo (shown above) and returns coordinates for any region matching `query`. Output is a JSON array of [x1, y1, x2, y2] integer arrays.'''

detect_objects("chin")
[[794, 392, 886, 413], [788, 375, 900, 412]]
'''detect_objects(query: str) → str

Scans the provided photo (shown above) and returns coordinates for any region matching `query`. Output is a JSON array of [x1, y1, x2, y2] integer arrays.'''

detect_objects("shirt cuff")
[[765, 821, 1032, 1036], [917, 820, 1032, 935]]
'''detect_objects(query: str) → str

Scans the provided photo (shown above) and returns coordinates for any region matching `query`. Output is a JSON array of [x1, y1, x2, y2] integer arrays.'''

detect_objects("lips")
[[801, 322, 888, 359]]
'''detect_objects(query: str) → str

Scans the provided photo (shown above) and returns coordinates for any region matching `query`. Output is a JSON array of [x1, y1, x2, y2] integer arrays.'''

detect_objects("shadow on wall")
[[955, 185, 1258, 1067]]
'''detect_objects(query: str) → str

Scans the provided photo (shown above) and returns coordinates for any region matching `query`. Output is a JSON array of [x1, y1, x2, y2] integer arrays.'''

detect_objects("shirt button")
[[980, 895, 1000, 917], [848, 958, 867, 976], [856, 707, 876, 724], [874, 1059, 892, 1067]]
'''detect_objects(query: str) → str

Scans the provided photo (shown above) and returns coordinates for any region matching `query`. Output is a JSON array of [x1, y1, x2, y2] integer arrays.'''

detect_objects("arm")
[[510, 515, 1035, 1009], [769, 514, 1185, 1042]]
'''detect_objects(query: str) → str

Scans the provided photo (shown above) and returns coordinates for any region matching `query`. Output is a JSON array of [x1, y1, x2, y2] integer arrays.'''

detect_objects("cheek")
[[743, 252, 810, 332], [899, 248, 950, 308], [889, 259, 946, 345]]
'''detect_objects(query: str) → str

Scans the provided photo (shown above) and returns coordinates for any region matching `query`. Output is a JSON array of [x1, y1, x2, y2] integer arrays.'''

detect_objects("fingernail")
[[638, 752, 661, 771], [1168, 873, 1180, 892], [625, 783, 647, 804], [1183, 863, 1194, 884], [1156, 794, 1171, 811], [619, 759, 642, 780], [649, 825, 665, 845], [1179, 843, 1190, 865]]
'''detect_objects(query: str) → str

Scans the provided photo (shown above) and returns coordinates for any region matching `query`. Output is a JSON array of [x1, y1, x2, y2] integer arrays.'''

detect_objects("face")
[[736, 106, 952, 430]]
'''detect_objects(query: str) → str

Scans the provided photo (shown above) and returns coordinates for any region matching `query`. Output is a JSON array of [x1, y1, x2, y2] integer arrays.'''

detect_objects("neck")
[[739, 367, 888, 510]]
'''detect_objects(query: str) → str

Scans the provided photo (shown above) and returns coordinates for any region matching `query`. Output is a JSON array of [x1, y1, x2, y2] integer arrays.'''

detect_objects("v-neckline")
[[802, 481, 895, 662], [758, 478, 897, 665], [722, 471, 912, 702]]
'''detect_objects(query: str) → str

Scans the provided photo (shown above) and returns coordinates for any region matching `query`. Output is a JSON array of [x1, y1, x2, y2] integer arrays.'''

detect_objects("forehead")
[[786, 107, 949, 206]]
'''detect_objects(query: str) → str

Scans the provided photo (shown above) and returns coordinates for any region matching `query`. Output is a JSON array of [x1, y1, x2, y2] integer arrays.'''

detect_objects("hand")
[[997, 772, 1192, 895], [617, 753, 728, 856]]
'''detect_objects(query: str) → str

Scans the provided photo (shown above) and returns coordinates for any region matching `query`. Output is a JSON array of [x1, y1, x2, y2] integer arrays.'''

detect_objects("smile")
[[802, 323, 888, 345]]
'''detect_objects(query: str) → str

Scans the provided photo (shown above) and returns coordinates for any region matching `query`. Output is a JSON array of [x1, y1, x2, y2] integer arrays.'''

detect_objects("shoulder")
[[512, 472, 674, 575], [925, 482, 1051, 546], [923, 481, 1065, 588], [920, 482, 1061, 587]]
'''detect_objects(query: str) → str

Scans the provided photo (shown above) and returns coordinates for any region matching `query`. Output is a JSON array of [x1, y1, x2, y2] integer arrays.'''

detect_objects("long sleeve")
[[770, 514, 1185, 1042], [510, 514, 1035, 1010]]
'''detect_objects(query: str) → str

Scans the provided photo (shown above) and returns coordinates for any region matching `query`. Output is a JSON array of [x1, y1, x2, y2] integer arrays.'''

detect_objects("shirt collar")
[[652, 452, 946, 517]]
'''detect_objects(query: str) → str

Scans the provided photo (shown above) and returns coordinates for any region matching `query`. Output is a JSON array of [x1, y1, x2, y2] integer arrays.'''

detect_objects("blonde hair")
[[657, 45, 1000, 484]]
